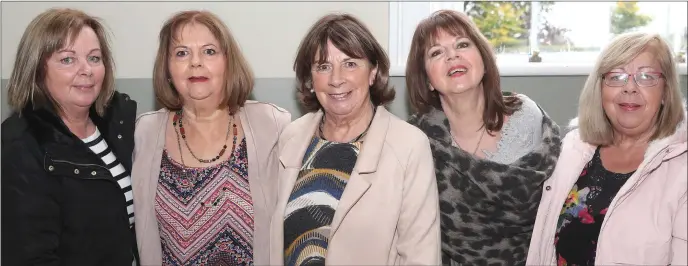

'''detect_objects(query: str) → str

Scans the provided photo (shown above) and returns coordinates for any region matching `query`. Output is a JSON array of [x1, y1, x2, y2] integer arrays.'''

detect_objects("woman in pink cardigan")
[[527, 32, 687, 265]]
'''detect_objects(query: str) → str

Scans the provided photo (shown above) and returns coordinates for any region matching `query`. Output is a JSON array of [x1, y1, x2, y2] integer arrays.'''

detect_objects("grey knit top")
[[451, 94, 544, 164]]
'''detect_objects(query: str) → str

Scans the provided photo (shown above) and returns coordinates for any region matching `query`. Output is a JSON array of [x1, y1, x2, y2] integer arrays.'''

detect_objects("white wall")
[[1, 1, 389, 79]]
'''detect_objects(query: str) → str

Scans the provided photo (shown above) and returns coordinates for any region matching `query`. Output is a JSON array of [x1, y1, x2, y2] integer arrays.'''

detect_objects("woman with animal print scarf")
[[406, 10, 562, 265]]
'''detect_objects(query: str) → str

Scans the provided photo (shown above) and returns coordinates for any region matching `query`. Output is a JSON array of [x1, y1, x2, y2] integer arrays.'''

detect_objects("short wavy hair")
[[293, 13, 395, 112], [153, 10, 253, 114], [577, 32, 685, 145], [7, 8, 115, 116]]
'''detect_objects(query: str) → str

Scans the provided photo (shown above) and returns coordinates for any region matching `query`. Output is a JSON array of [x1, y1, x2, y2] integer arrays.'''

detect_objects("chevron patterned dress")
[[283, 136, 361, 266], [155, 139, 253, 266]]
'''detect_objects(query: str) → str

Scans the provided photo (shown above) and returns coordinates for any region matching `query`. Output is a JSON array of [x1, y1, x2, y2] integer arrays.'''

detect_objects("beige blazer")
[[131, 101, 291, 266], [269, 106, 441, 265]]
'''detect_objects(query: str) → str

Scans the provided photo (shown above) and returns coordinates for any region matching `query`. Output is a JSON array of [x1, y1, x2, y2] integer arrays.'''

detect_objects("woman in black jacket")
[[1, 8, 139, 266]]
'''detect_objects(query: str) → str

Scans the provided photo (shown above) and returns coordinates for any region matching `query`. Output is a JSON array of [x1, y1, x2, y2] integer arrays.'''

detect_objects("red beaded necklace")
[[172, 110, 237, 164]]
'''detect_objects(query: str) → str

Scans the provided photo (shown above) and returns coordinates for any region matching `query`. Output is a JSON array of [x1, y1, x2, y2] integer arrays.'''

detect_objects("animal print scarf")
[[408, 105, 561, 265]]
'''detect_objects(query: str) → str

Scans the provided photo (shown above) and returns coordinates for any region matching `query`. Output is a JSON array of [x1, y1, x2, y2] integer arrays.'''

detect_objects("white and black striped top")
[[82, 127, 135, 226]]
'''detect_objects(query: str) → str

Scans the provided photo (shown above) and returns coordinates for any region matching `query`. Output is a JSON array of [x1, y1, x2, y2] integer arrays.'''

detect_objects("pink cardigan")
[[131, 101, 291, 266], [527, 117, 687, 265]]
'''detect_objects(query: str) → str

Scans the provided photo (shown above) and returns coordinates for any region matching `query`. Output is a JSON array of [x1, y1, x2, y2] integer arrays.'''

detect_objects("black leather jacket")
[[1, 92, 139, 266]]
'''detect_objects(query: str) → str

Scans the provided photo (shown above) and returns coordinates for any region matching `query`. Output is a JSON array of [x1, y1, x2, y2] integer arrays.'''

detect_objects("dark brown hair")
[[7, 8, 115, 116], [406, 10, 521, 132], [153, 10, 253, 114], [293, 13, 395, 112]]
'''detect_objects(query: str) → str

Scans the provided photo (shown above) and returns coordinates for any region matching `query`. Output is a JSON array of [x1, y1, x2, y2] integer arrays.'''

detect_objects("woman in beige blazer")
[[131, 11, 290, 265], [270, 13, 441, 266]]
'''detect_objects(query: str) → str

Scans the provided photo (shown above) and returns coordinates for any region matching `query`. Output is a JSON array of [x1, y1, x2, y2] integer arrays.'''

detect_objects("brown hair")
[[293, 13, 395, 112], [153, 10, 253, 114], [7, 8, 115, 116], [406, 10, 521, 132]]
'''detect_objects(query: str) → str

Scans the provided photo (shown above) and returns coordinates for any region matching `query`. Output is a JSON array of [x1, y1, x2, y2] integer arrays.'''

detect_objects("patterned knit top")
[[283, 136, 362, 266], [155, 139, 253, 266]]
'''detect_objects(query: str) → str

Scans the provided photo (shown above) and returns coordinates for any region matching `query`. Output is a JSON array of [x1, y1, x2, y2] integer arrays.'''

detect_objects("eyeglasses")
[[602, 71, 664, 87]]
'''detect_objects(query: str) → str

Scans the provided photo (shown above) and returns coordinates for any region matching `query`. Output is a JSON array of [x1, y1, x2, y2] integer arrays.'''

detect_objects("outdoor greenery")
[[463, 2, 528, 49], [463, 1, 655, 53], [611, 1, 652, 35], [464, 1, 560, 51]]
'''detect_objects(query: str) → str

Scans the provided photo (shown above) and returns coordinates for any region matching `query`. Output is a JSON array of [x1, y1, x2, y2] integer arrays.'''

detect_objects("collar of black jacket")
[[8, 92, 135, 146], [2, 92, 136, 181]]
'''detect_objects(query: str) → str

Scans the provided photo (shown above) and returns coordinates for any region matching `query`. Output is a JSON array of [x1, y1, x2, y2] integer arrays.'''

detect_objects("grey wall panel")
[[3, 75, 687, 129]]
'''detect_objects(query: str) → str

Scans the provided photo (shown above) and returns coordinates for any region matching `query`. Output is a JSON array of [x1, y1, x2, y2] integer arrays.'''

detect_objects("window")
[[389, 1, 688, 76]]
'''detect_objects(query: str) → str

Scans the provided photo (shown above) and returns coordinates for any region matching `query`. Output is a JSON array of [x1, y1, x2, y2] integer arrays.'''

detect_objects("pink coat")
[[527, 116, 687, 265]]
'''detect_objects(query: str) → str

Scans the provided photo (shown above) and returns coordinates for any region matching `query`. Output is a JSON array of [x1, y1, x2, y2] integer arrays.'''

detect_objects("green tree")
[[464, 1, 565, 50], [464, 2, 527, 49], [611, 2, 652, 35]]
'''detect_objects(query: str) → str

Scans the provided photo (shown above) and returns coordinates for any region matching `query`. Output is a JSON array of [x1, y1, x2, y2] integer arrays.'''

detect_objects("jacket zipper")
[[50, 159, 131, 225], [51, 159, 112, 179], [543, 173, 582, 264], [541, 149, 593, 264], [595, 147, 670, 261]]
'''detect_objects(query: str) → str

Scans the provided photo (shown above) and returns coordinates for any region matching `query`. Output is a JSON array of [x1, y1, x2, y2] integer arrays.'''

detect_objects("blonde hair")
[[578, 32, 685, 145], [6, 8, 115, 116], [153, 10, 253, 114]]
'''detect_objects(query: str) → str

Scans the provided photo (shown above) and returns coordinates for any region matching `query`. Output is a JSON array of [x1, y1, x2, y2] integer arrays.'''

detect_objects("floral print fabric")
[[555, 146, 634, 265]]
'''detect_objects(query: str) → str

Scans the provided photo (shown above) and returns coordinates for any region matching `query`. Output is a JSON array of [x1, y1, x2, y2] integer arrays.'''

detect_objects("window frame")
[[388, 2, 688, 77]]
